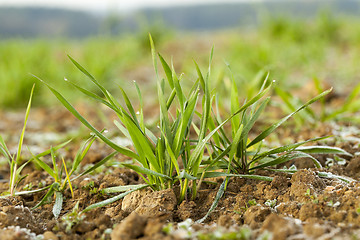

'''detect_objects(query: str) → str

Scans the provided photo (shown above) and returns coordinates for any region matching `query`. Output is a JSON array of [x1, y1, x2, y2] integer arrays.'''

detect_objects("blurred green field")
[[1, 13, 360, 108]]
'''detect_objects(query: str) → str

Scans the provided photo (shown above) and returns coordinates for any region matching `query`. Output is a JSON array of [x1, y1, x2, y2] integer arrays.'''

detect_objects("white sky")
[[0, 0, 255, 13]]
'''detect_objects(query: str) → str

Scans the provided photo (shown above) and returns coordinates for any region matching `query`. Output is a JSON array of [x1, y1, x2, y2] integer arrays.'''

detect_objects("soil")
[[0, 104, 360, 240]]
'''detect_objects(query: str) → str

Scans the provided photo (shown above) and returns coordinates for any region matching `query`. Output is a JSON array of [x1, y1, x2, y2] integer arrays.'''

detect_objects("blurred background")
[[0, 0, 359, 108]]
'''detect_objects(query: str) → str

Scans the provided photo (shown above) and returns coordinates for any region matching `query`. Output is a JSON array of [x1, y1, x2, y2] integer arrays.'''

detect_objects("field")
[[0, 14, 360, 240]]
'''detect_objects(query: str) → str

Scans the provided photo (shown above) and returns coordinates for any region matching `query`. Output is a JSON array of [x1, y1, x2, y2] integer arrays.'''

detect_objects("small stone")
[[243, 205, 271, 228], [111, 212, 147, 240], [261, 214, 300, 240], [43, 231, 58, 240], [303, 223, 326, 238]]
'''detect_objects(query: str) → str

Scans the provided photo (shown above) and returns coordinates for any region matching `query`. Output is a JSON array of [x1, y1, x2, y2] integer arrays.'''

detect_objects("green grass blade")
[[120, 112, 160, 171], [250, 151, 322, 170], [158, 53, 174, 89], [149, 33, 159, 79], [175, 170, 198, 180], [240, 97, 270, 142], [121, 163, 172, 180], [0, 185, 51, 198], [248, 88, 332, 148], [0, 135, 11, 165], [102, 184, 149, 194], [317, 171, 355, 184], [15, 84, 34, 163], [119, 86, 140, 127], [194, 60, 211, 141], [73, 152, 117, 180], [65, 79, 114, 110], [197, 177, 227, 223], [296, 146, 352, 156], [173, 87, 199, 157], [71, 135, 96, 175], [82, 184, 148, 213], [133, 81, 145, 132], [50, 147, 59, 181], [202, 172, 273, 181], [32, 183, 57, 209], [252, 136, 329, 162], [35, 76, 139, 161]]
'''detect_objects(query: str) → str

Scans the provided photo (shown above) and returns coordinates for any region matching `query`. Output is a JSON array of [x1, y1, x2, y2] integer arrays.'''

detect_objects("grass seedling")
[[30, 134, 116, 218], [37, 34, 234, 206], [0, 84, 35, 196], [276, 77, 360, 124], [197, 69, 350, 222]]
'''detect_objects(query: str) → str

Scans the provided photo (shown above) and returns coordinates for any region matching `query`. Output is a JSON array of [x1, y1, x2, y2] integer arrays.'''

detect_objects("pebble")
[[43, 231, 58, 240]]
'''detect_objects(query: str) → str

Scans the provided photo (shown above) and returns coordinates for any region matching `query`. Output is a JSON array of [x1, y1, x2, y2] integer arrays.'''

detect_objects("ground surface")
[[0, 104, 359, 240]]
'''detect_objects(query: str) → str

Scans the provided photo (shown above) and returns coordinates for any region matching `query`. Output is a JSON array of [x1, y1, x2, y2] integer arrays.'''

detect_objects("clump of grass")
[[36, 35, 350, 217]]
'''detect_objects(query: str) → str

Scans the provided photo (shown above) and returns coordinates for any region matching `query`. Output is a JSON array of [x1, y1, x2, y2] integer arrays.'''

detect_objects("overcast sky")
[[0, 0, 256, 13]]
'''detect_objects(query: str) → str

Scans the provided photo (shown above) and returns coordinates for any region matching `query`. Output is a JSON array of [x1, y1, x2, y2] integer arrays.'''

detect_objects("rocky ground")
[[0, 105, 359, 240]]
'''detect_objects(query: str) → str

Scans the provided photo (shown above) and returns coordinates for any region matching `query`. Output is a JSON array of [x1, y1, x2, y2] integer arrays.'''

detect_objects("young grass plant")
[[0, 84, 35, 196], [197, 68, 350, 223], [37, 36, 351, 218], [276, 77, 360, 125], [30, 134, 116, 218], [36, 35, 226, 205]]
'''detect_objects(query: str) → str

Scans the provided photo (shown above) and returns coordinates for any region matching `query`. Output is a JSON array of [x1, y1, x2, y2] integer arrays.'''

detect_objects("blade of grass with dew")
[[296, 146, 352, 156], [34, 75, 139, 161], [251, 136, 329, 163], [201, 171, 273, 181], [250, 151, 322, 170], [65, 79, 115, 110], [53, 191, 63, 219], [0, 185, 51, 198], [133, 81, 145, 132], [247, 88, 332, 148], [317, 171, 355, 184], [102, 184, 149, 194], [67, 55, 120, 111], [81, 184, 148, 213], [197, 177, 227, 223]]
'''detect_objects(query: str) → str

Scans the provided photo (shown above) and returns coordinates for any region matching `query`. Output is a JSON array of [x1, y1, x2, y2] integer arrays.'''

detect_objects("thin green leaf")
[[197, 177, 227, 223], [248, 88, 332, 148], [35, 76, 139, 161], [82, 184, 148, 213], [71, 135, 96, 175], [250, 151, 322, 170], [73, 152, 117, 180], [102, 184, 148, 194], [32, 183, 58, 209], [202, 172, 273, 181], [296, 146, 352, 156], [121, 163, 172, 180]]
